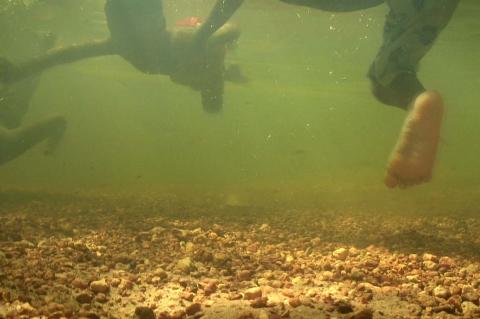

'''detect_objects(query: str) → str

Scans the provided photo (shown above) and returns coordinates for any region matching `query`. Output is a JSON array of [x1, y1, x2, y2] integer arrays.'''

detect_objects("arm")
[[194, 0, 244, 46]]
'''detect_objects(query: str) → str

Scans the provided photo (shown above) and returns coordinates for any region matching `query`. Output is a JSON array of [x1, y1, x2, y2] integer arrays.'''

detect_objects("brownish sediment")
[[0, 191, 479, 318]]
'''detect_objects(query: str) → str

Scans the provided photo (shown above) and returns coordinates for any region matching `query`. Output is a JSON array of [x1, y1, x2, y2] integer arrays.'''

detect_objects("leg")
[[0, 115, 66, 165], [279, 0, 385, 12], [1, 40, 113, 86], [369, 0, 459, 188]]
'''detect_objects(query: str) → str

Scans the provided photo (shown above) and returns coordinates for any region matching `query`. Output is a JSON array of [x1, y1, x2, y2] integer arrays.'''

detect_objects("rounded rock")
[[243, 287, 262, 300], [90, 279, 109, 294]]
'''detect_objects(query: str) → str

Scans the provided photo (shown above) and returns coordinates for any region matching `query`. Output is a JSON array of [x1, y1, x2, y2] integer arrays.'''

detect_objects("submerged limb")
[[279, 0, 385, 12], [384, 91, 443, 188], [194, 0, 244, 47], [170, 24, 241, 113], [369, 0, 459, 108], [369, 70, 425, 109], [207, 23, 241, 49], [3, 40, 114, 85], [0, 114, 66, 165]]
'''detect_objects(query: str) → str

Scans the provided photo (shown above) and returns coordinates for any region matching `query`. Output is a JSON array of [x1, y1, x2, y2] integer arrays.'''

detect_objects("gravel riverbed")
[[1, 191, 479, 319]]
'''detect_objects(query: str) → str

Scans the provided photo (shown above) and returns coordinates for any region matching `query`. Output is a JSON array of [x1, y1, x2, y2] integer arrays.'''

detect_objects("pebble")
[[169, 309, 186, 319], [72, 278, 89, 289], [236, 270, 252, 281], [250, 297, 268, 308], [134, 306, 155, 319], [259, 224, 270, 232], [417, 292, 437, 308], [181, 291, 194, 301], [336, 300, 354, 314], [153, 268, 168, 280], [433, 286, 450, 299], [333, 248, 348, 260], [423, 260, 439, 271], [95, 293, 108, 303], [76, 292, 93, 304], [243, 287, 262, 300], [423, 253, 438, 262], [176, 257, 196, 274], [204, 281, 217, 295], [90, 279, 109, 293], [462, 301, 480, 317], [185, 303, 201, 316], [288, 297, 301, 308], [350, 308, 373, 319]]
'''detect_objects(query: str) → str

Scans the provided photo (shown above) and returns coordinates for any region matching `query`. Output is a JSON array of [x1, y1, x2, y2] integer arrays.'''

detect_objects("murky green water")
[[1, 0, 479, 213]]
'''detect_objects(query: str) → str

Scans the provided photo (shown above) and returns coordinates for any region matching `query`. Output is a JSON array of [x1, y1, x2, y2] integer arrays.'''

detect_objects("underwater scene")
[[1, 0, 479, 318]]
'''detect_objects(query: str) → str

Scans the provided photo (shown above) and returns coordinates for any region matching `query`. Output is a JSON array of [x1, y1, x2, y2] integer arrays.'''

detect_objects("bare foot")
[[384, 91, 444, 188]]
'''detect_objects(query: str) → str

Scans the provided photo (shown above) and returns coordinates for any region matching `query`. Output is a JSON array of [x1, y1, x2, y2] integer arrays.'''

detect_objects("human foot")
[[384, 91, 444, 188]]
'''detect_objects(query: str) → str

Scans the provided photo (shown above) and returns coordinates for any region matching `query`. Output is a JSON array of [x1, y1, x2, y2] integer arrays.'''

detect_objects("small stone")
[[288, 297, 301, 308], [438, 256, 456, 268], [17, 302, 36, 316], [95, 293, 108, 303], [258, 310, 269, 319], [350, 308, 373, 319], [185, 303, 201, 316], [114, 253, 135, 265], [462, 291, 479, 303], [85, 312, 100, 319], [181, 291, 194, 301], [432, 304, 455, 314], [134, 306, 155, 319], [90, 279, 109, 294], [119, 279, 134, 291], [154, 268, 168, 280], [433, 286, 450, 299], [336, 300, 354, 314], [244, 287, 262, 300], [423, 260, 438, 271], [423, 253, 437, 262], [417, 292, 437, 308], [72, 278, 89, 289], [204, 281, 217, 295], [76, 292, 93, 304], [176, 257, 196, 274], [250, 297, 268, 308], [110, 278, 121, 287], [259, 224, 270, 232], [236, 270, 252, 281], [170, 309, 186, 319], [350, 268, 364, 281], [332, 248, 348, 260], [229, 293, 243, 300], [462, 301, 480, 317]]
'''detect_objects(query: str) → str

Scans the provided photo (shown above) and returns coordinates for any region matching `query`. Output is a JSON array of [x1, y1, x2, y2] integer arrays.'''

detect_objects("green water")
[[1, 0, 479, 213]]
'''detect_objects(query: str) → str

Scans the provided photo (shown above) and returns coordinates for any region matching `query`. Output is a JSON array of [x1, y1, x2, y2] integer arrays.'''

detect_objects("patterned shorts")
[[369, 0, 459, 87]]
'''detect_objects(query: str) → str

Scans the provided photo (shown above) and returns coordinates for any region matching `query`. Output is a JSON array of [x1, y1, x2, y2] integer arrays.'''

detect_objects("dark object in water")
[[279, 0, 385, 12], [0, 0, 241, 113], [224, 63, 249, 84]]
